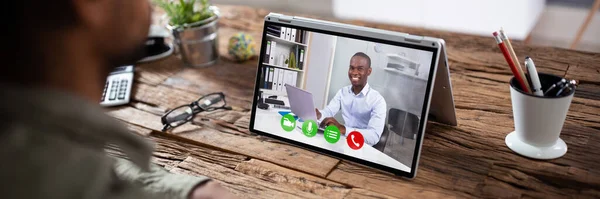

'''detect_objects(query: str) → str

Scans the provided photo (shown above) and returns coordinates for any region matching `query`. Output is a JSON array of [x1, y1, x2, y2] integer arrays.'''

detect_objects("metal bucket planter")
[[170, 15, 219, 67]]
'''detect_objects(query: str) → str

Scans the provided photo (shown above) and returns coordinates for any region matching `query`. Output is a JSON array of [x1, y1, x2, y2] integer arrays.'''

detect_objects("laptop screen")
[[251, 21, 439, 175]]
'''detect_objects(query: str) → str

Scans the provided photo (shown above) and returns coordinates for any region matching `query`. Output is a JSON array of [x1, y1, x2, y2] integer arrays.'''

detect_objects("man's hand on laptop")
[[320, 117, 346, 135], [315, 108, 322, 120]]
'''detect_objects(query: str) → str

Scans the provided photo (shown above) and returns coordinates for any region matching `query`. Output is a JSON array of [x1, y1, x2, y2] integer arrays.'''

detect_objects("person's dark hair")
[[5, 0, 78, 86], [352, 52, 371, 68]]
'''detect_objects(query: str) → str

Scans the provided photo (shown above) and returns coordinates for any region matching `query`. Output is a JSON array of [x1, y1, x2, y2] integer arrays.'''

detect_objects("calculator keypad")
[[100, 65, 133, 107], [109, 80, 118, 100], [101, 81, 109, 102], [118, 80, 128, 100]]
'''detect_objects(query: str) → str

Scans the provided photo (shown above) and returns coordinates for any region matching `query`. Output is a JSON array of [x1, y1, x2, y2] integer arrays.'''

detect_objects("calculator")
[[100, 65, 134, 107]]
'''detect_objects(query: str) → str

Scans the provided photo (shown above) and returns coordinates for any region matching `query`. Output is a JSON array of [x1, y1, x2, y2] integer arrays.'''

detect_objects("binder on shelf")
[[278, 68, 285, 91], [298, 30, 304, 43], [264, 41, 271, 62], [269, 41, 277, 65], [282, 70, 287, 93], [303, 31, 307, 43], [285, 70, 297, 89], [295, 46, 300, 70], [262, 66, 268, 89], [273, 68, 280, 91], [274, 68, 280, 91], [291, 28, 297, 43], [282, 70, 289, 93], [260, 66, 265, 88], [282, 70, 288, 92], [285, 28, 292, 41], [299, 49, 305, 69], [268, 67, 275, 89], [292, 71, 298, 87], [302, 30, 307, 43], [280, 27, 286, 39], [267, 66, 272, 89]]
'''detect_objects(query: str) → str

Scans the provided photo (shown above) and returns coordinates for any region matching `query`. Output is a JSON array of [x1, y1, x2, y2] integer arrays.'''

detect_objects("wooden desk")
[[107, 5, 600, 198]]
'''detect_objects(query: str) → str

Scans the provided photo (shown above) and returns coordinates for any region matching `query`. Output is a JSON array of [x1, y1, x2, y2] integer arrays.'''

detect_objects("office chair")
[[387, 108, 419, 145], [373, 127, 389, 152]]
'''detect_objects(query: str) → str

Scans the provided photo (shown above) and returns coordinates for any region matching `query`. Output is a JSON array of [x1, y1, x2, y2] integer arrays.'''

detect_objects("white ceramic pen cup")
[[505, 73, 574, 159]]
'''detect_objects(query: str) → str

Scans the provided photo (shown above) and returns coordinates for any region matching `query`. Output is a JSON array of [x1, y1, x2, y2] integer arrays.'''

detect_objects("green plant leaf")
[[191, 13, 201, 22], [154, 0, 214, 27]]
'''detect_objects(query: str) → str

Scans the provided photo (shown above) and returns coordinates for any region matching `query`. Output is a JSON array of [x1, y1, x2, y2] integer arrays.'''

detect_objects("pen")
[[500, 29, 531, 92], [555, 80, 577, 97], [544, 79, 567, 96], [524, 57, 543, 96], [493, 32, 531, 93]]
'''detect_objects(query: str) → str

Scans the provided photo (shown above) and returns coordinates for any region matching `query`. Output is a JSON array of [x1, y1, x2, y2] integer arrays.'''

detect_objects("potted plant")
[[154, 0, 220, 67]]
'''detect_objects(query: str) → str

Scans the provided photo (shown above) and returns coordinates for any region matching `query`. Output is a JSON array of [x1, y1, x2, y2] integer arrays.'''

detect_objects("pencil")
[[499, 28, 531, 93], [493, 32, 531, 93]]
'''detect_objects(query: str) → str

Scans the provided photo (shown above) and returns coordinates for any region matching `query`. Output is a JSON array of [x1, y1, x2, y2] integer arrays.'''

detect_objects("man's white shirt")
[[319, 83, 387, 146]]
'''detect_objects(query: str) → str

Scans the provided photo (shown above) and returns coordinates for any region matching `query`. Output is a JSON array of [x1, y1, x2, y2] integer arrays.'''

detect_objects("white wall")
[[332, 0, 546, 40], [211, 0, 334, 17], [212, 0, 599, 52], [304, 33, 337, 109], [529, 5, 600, 52], [377, 43, 433, 80], [378, 44, 433, 116]]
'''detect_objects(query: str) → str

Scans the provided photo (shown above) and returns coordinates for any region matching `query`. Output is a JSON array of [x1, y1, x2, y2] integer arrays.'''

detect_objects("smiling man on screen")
[[316, 52, 387, 146]]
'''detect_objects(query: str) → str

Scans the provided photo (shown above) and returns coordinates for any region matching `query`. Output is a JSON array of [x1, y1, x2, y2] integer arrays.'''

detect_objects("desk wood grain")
[[107, 5, 600, 198]]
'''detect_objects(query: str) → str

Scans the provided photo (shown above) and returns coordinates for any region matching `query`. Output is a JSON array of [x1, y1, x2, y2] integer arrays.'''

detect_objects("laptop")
[[250, 13, 457, 178], [284, 84, 325, 132]]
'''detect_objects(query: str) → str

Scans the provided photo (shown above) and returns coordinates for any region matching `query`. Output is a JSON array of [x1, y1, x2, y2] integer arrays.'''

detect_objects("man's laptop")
[[285, 84, 325, 132]]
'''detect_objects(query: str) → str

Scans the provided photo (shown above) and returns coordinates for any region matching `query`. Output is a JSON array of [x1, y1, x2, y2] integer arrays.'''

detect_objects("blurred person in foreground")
[[0, 0, 236, 198]]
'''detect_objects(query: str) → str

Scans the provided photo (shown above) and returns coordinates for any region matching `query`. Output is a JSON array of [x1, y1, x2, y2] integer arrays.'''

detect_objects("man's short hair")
[[352, 52, 371, 68], [6, 0, 77, 85], [20, 1, 77, 31]]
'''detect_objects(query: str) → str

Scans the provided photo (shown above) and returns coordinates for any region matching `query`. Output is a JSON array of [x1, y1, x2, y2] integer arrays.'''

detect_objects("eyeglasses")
[[161, 92, 232, 131]]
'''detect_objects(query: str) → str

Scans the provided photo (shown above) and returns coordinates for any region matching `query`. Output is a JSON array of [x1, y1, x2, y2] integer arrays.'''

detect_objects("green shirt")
[[0, 86, 209, 199]]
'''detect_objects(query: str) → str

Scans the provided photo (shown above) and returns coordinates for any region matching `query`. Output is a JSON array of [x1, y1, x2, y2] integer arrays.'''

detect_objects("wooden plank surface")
[[163, 66, 257, 110], [234, 159, 351, 198], [135, 55, 185, 86], [107, 100, 340, 178], [105, 4, 600, 199], [327, 161, 469, 198], [343, 189, 399, 199], [175, 124, 340, 177], [174, 156, 318, 199]]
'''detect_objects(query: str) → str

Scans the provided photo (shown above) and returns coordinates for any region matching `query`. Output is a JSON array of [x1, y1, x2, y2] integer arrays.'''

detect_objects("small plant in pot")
[[154, 0, 220, 67]]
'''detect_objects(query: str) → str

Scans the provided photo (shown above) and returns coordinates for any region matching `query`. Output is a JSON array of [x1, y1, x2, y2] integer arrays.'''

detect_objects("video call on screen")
[[253, 23, 435, 172]]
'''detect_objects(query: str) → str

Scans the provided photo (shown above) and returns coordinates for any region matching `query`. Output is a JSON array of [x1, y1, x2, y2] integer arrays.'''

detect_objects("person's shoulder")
[[337, 85, 352, 95], [0, 120, 53, 151], [368, 87, 384, 98], [0, 120, 111, 169], [0, 121, 116, 198], [342, 85, 353, 91], [368, 88, 386, 104]]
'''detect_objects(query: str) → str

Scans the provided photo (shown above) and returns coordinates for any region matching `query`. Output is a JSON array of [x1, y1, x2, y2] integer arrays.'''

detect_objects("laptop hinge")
[[278, 15, 293, 23], [404, 35, 424, 43]]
